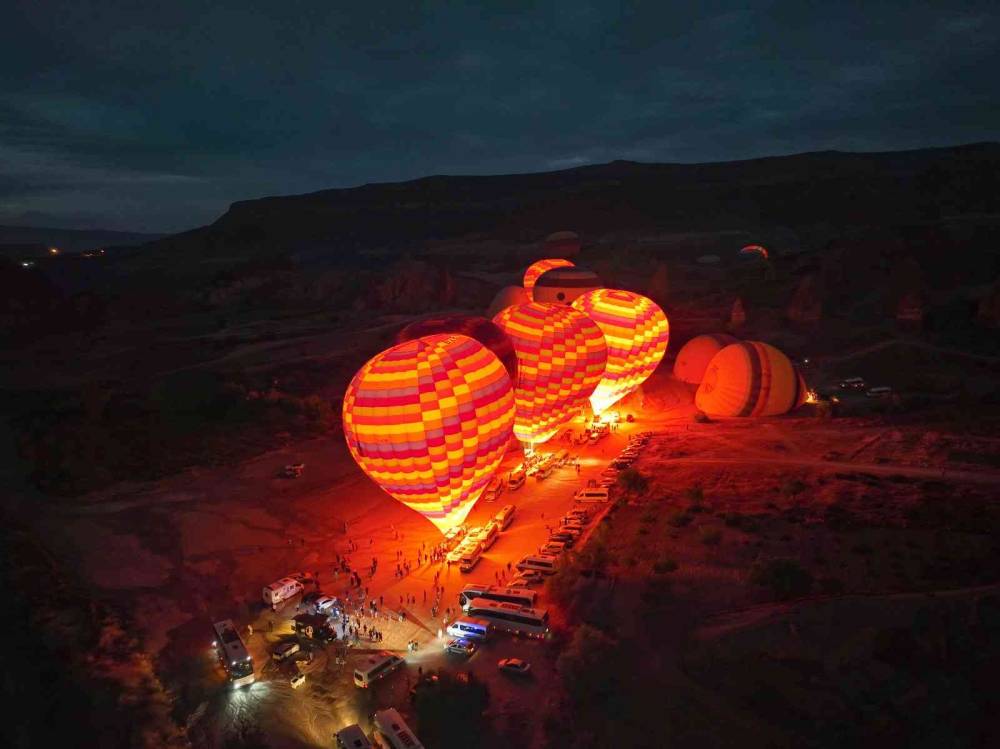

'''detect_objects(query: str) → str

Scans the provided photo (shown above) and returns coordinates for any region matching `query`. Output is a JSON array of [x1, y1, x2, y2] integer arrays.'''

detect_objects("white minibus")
[[574, 487, 609, 503], [494, 504, 515, 530], [373, 708, 425, 749], [353, 651, 404, 688], [516, 554, 559, 575], [446, 617, 492, 641]]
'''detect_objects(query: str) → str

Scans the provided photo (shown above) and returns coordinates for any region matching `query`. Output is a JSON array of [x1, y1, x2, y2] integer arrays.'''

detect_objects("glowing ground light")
[[342, 334, 515, 533], [571, 288, 670, 414]]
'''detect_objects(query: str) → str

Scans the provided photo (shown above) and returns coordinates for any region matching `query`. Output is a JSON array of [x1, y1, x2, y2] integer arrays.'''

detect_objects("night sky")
[[3, 1, 998, 233]]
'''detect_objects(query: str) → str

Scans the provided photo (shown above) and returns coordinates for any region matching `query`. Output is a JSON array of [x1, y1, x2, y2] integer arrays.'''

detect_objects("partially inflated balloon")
[[492, 302, 607, 444], [342, 334, 515, 533], [673, 333, 738, 385], [695, 341, 807, 417], [396, 314, 517, 383], [572, 289, 670, 414], [523, 258, 574, 292]]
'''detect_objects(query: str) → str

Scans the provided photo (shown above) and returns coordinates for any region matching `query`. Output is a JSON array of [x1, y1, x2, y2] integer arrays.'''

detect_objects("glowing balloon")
[[492, 302, 607, 444], [571, 289, 670, 414], [342, 334, 515, 533], [740, 244, 770, 260], [523, 258, 574, 292], [396, 314, 517, 382], [695, 341, 807, 417], [532, 266, 602, 305], [673, 334, 738, 385]]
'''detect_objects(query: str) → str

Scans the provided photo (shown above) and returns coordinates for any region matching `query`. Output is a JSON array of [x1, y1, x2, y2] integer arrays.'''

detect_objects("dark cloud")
[[1, 1, 998, 232]]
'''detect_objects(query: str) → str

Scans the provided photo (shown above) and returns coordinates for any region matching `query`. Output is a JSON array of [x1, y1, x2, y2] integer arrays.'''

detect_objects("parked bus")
[[493, 504, 515, 530], [464, 598, 550, 638], [373, 708, 425, 749], [446, 617, 492, 641], [459, 584, 537, 610], [212, 619, 255, 687], [353, 651, 405, 688]]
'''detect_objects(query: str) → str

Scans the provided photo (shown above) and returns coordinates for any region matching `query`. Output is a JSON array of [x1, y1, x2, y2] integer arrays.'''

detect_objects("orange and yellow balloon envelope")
[[572, 288, 670, 414], [342, 334, 515, 533], [492, 302, 607, 444], [523, 258, 575, 292]]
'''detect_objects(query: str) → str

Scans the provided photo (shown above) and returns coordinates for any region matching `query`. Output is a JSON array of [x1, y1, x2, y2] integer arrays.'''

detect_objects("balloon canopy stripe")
[[493, 302, 607, 444], [342, 334, 515, 532], [523, 258, 575, 292], [571, 289, 670, 414]]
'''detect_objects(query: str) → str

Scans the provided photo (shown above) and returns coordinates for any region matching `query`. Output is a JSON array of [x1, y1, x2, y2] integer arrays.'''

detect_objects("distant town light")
[[48, 246, 60, 255]]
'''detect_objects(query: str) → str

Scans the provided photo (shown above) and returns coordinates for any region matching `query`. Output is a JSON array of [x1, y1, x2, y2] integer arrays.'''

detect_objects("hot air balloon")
[[532, 266, 602, 305], [523, 258, 575, 292], [543, 231, 581, 258], [486, 285, 532, 318], [342, 334, 515, 533], [396, 314, 518, 382], [695, 341, 807, 417], [571, 289, 670, 414], [740, 244, 770, 260], [492, 302, 607, 444], [673, 334, 738, 385]]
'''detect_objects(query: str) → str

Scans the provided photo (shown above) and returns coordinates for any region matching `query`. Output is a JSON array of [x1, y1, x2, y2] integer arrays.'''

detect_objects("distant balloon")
[[543, 231, 581, 258], [695, 341, 807, 417], [571, 289, 670, 414], [342, 334, 515, 533], [396, 314, 517, 382], [740, 244, 770, 260], [486, 285, 531, 318], [673, 334, 738, 385], [532, 266, 602, 305], [492, 302, 607, 444], [523, 258, 575, 292]]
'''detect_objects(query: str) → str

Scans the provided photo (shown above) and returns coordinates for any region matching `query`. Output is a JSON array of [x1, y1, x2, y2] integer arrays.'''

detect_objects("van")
[[447, 617, 492, 641], [373, 708, 425, 749], [262, 577, 304, 608], [516, 554, 559, 575], [482, 476, 504, 502], [494, 504, 515, 530], [335, 724, 374, 749], [353, 651, 404, 688], [508, 470, 526, 491], [574, 487, 609, 503], [477, 522, 500, 551], [459, 542, 484, 572], [541, 541, 567, 555]]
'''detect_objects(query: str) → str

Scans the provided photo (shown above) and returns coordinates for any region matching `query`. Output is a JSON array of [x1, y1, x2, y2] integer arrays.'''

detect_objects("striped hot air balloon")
[[523, 258, 575, 292], [571, 289, 670, 414], [532, 266, 602, 305], [695, 341, 808, 417], [492, 302, 607, 444], [342, 334, 515, 533], [673, 333, 738, 385], [395, 314, 518, 383]]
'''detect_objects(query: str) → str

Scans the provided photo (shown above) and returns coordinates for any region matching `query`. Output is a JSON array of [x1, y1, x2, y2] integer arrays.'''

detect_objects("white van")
[[353, 651, 404, 688], [262, 577, 304, 608], [494, 504, 515, 530], [459, 542, 484, 573], [482, 476, 504, 502], [373, 708, 425, 749], [516, 554, 559, 575], [446, 617, 492, 641], [335, 724, 373, 749], [574, 487, 609, 503], [508, 470, 525, 490], [478, 522, 500, 551]]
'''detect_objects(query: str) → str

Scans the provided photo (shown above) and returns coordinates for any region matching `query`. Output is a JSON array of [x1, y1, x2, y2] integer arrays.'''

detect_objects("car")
[[511, 569, 545, 585], [272, 641, 301, 661], [314, 595, 338, 613], [445, 638, 478, 656], [498, 658, 531, 675], [549, 533, 575, 547], [302, 591, 322, 605], [290, 671, 306, 688], [598, 476, 617, 487], [555, 523, 582, 535], [541, 541, 567, 555]]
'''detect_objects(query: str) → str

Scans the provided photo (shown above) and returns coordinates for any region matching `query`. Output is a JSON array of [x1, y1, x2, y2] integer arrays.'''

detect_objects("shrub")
[[667, 510, 693, 528], [556, 625, 620, 705], [617, 468, 650, 494], [685, 485, 705, 503], [699, 527, 722, 546], [748, 558, 813, 600], [640, 511, 657, 525], [653, 558, 678, 574], [781, 478, 808, 497]]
